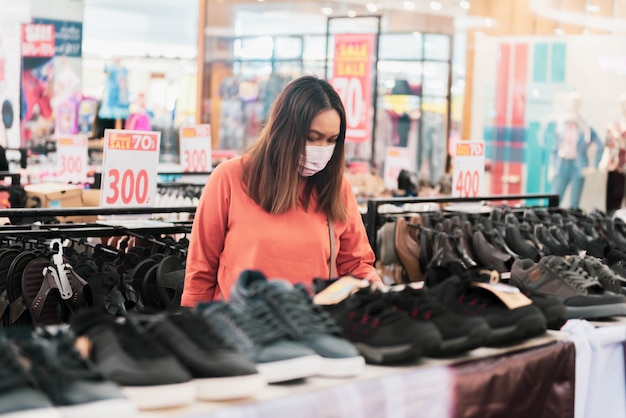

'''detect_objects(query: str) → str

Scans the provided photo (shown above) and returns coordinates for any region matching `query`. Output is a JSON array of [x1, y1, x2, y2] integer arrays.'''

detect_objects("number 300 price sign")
[[179, 124, 212, 172], [452, 141, 485, 198], [56, 134, 88, 183], [100, 130, 161, 208]]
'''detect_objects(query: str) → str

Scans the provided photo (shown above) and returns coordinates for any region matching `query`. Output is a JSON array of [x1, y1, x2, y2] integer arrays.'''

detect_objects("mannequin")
[[602, 93, 626, 213], [550, 92, 603, 209], [98, 58, 130, 124]]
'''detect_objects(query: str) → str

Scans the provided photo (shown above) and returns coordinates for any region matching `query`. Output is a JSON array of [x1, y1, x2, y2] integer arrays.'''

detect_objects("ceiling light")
[[321, 7, 333, 15], [366, 3, 379, 12], [553, 27, 565, 35], [403, 1, 416, 10], [347, 10, 357, 17], [585, 4, 600, 12], [460, 0, 470, 10], [485, 17, 493, 27], [430, 1, 442, 10], [257, 0, 264, 2]]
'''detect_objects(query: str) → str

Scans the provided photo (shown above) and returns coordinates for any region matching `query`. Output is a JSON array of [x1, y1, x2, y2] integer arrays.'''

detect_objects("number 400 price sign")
[[452, 141, 485, 198], [100, 130, 161, 208]]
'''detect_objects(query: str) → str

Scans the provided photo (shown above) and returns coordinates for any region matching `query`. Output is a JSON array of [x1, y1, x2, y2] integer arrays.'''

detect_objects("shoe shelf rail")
[[365, 193, 560, 259], [0, 206, 196, 239]]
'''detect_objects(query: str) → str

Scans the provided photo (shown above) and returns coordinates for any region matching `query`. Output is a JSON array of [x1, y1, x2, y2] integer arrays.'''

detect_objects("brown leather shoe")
[[395, 217, 424, 282]]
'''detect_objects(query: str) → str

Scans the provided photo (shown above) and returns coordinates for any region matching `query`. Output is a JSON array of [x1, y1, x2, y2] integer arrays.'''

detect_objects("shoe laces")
[[387, 288, 446, 320], [547, 257, 601, 293], [227, 302, 289, 346], [167, 311, 233, 351], [258, 285, 342, 337], [345, 288, 407, 326]]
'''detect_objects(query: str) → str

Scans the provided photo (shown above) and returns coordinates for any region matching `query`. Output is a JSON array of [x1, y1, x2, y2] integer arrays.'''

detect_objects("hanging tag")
[[313, 276, 370, 305], [47, 239, 73, 300], [472, 282, 532, 310]]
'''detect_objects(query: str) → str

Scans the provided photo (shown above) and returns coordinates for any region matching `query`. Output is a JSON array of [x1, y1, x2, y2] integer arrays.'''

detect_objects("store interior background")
[[2, 0, 626, 212]]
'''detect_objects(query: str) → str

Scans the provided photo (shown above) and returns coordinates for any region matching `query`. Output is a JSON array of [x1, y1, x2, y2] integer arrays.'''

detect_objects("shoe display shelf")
[[133, 331, 573, 418], [364, 193, 560, 259]]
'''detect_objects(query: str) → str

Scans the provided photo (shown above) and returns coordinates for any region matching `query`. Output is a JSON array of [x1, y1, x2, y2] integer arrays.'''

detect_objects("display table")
[[137, 332, 575, 418]]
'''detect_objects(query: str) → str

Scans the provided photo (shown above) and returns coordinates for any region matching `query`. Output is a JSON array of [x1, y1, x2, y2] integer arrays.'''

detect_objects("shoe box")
[[24, 182, 85, 223], [81, 188, 101, 222]]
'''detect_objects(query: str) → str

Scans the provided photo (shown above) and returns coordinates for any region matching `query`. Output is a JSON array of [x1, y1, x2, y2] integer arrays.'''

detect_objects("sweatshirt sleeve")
[[181, 162, 232, 307], [335, 178, 381, 282]]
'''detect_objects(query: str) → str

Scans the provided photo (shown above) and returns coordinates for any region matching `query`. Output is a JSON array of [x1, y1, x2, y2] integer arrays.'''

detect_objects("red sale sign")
[[100, 130, 161, 208], [21, 24, 55, 57], [331, 33, 375, 143]]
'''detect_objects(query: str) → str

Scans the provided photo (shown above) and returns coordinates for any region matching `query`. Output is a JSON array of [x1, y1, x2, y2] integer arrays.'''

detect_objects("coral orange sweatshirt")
[[181, 156, 379, 306]]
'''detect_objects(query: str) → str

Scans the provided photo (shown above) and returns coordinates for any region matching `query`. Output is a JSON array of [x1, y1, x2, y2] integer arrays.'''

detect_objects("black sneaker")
[[425, 266, 547, 346], [139, 309, 265, 401], [196, 301, 321, 383], [7, 328, 136, 418], [318, 286, 442, 364], [230, 270, 365, 378], [511, 255, 626, 319], [0, 332, 61, 418], [70, 310, 195, 410], [386, 285, 491, 355]]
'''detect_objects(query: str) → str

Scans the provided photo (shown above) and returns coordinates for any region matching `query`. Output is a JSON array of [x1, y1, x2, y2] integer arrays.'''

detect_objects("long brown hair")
[[242, 75, 348, 221]]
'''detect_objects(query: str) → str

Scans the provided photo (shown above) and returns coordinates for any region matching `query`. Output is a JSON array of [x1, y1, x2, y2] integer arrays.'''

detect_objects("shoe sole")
[[256, 355, 322, 383], [436, 323, 491, 356], [59, 398, 137, 418], [195, 374, 266, 401], [566, 302, 626, 319], [354, 342, 422, 365], [318, 355, 365, 377], [122, 381, 196, 410], [1, 408, 62, 418], [486, 313, 547, 346]]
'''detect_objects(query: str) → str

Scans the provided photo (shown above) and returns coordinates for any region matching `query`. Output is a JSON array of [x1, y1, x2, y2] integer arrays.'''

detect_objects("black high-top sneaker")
[[0, 332, 61, 418], [7, 328, 137, 418], [70, 310, 195, 410], [138, 309, 266, 401], [315, 284, 443, 364], [385, 285, 491, 355], [425, 265, 547, 346]]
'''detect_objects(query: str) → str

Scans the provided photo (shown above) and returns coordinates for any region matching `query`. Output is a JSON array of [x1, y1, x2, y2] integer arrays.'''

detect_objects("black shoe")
[[0, 332, 61, 418], [534, 224, 570, 256], [70, 310, 195, 410], [511, 256, 626, 319], [318, 286, 442, 364], [425, 266, 547, 346], [139, 309, 265, 401], [386, 286, 491, 355], [7, 328, 136, 418]]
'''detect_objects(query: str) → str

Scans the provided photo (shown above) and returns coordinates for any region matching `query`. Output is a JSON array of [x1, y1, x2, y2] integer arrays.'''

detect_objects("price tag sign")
[[383, 147, 412, 190], [330, 33, 375, 143], [56, 134, 88, 183], [100, 129, 161, 208], [452, 141, 485, 198], [179, 124, 212, 172]]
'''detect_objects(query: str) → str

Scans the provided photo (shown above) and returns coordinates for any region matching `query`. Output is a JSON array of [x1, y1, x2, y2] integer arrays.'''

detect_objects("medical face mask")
[[299, 144, 336, 177]]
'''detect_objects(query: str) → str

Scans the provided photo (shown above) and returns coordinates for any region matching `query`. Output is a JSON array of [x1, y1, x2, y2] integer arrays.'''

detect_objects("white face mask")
[[299, 144, 336, 177]]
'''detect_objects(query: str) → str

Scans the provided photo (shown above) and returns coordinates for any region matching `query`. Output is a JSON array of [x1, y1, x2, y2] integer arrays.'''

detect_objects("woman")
[[181, 76, 381, 306]]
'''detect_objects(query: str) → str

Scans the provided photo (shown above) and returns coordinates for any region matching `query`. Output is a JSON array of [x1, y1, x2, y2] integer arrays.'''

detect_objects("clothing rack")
[[365, 193, 560, 258], [0, 206, 196, 239]]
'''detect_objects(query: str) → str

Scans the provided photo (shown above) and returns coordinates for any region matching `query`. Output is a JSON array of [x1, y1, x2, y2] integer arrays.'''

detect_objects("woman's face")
[[306, 109, 340, 147]]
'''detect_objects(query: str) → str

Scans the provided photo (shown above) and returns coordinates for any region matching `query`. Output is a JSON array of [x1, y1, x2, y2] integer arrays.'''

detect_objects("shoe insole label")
[[473, 282, 533, 309], [313, 276, 369, 305]]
